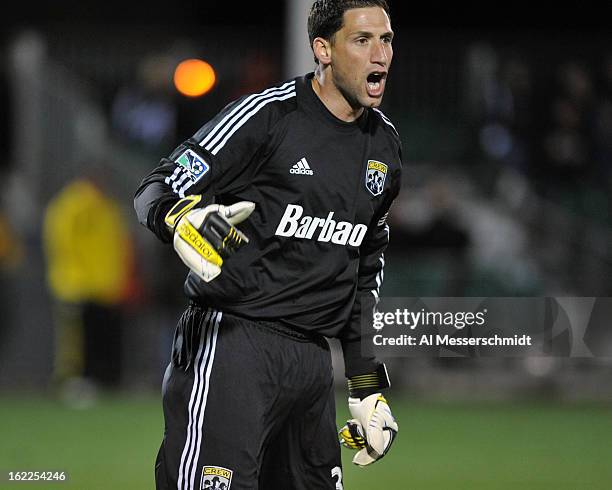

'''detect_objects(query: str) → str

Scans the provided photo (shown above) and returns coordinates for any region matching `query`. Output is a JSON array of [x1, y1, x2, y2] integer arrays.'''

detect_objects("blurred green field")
[[1, 394, 612, 489]]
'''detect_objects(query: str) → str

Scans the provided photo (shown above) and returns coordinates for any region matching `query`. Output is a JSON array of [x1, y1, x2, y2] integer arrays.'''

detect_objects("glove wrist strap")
[[164, 195, 202, 232], [347, 363, 390, 399]]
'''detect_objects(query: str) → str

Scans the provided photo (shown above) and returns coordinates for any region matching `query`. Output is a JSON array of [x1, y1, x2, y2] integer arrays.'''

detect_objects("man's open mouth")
[[366, 72, 386, 97]]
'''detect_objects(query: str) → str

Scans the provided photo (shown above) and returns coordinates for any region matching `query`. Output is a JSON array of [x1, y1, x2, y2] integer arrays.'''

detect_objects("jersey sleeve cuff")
[[347, 363, 391, 399], [148, 195, 180, 243]]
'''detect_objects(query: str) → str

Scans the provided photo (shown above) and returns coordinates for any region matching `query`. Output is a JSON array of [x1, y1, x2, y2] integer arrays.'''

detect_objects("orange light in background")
[[173, 59, 216, 97]]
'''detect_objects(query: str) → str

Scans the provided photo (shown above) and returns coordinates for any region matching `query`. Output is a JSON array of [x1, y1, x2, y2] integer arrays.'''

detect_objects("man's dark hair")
[[308, 0, 390, 63]]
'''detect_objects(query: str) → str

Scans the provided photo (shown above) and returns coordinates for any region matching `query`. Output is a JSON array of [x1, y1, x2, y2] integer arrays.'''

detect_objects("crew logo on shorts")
[[365, 160, 388, 196], [201, 465, 233, 489]]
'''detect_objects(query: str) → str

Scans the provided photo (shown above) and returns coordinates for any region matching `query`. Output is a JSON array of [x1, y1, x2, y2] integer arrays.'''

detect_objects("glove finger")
[[347, 420, 367, 447], [339, 420, 367, 449], [174, 221, 223, 266], [173, 235, 222, 281], [352, 447, 378, 466], [338, 425, 352, 449], [384, 426, 398, 453], [222, 201, 256, 225], [365, 418, 396, 455], [365, 399, 398, 455], [196, 259, 221, 283], [183, 205, 218, 228], [352, 429, 396, 466], [202, 214, 249, 255]]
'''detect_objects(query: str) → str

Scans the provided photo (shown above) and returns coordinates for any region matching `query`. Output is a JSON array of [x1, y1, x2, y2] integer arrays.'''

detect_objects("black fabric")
[[134, 73, 402, 376], [155, 304, 341, 490]]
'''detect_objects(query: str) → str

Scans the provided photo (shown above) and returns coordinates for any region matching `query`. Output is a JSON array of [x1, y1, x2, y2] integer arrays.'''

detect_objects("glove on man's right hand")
[[164, 195, 255, 282]]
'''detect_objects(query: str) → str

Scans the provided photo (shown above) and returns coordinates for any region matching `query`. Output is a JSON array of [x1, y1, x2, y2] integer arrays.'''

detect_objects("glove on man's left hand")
[[339, 393, 398, 466]]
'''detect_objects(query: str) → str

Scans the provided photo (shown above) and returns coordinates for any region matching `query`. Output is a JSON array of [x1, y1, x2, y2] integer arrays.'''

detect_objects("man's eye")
[[382, 37, 393, 44], [357, 38, 368, 45]]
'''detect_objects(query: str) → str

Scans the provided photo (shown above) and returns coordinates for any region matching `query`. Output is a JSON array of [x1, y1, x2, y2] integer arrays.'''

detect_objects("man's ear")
[[312, 37, 332, 65]]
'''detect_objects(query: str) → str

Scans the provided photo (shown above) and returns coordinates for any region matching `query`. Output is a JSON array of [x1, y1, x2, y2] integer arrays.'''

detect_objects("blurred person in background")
[[593, 54, 612, 219], [0, 202, 22, 351], [539, 61, 596, 205], [134, 1, 401, 488], [110, 53, 178, 157], [0, 39, 11, 169], [387, 174, 471, 296], [0, 39, 14, 347], [465, 44, 535, 183], [43, 167, 134, 404]]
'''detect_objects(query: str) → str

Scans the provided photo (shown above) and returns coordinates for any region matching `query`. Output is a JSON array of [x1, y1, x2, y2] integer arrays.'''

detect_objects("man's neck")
[[311, 71, 364, 123]]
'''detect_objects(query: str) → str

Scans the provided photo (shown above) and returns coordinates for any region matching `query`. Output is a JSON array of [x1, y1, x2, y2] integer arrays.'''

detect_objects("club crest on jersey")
[[201, 466, 233, 489], [176, 149, 210, 183], [365, 160, 388, 196]]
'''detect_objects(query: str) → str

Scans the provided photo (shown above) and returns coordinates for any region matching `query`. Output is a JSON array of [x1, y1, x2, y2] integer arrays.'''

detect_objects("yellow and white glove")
[[164, 195, 255, 282], [339, 393, 398, 466]]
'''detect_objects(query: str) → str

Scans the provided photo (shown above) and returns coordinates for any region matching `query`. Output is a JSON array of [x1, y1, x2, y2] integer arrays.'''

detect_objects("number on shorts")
[[331, 466, 343, 490]]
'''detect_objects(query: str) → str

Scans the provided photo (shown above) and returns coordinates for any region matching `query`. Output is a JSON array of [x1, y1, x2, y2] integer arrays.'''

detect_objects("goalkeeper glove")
[[164, 195, 255, 282], [339, 393, 398, 466]]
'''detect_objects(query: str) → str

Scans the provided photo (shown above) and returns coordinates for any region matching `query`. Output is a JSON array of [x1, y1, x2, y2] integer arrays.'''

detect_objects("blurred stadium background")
[[1, 1, 611, 488]]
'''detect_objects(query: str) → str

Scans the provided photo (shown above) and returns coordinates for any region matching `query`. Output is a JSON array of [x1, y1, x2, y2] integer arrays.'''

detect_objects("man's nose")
[[371, 41, 389, 66]]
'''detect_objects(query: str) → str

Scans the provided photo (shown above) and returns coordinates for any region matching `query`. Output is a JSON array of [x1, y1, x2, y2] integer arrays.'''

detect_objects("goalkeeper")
[[134, 1, 400, 488]]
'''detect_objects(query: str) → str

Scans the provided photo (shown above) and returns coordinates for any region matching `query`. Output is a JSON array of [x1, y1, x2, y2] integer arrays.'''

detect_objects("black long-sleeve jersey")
[[134, 73, 402, 376]]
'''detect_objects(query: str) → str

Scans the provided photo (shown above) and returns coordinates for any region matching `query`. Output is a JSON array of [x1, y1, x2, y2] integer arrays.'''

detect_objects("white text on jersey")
[[275, 204, 368, 246]]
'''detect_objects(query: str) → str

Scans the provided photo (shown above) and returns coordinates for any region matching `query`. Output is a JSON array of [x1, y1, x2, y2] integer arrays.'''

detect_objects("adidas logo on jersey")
[[289, 158, 314, 175], [275, 204, 368, 247]]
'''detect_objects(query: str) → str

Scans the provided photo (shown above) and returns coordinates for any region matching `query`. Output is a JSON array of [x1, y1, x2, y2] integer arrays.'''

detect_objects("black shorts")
[[155, 304, 343, 490]]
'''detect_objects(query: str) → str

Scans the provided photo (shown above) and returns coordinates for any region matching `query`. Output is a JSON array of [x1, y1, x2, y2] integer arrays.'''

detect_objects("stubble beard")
[[334, 70, 368, 113]]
